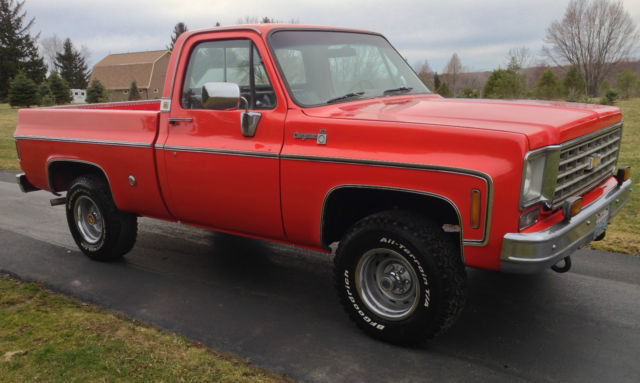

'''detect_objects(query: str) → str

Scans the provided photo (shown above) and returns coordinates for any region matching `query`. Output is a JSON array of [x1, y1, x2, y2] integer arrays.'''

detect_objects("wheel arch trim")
[[320, 184, 468, 263], [46, 158, 115, 202]]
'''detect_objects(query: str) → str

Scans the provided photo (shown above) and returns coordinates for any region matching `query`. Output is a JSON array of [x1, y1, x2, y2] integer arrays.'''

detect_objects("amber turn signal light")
[[470, 189, 481, 229], [616, 166, 630, 184], [562, 196, 583, 221]]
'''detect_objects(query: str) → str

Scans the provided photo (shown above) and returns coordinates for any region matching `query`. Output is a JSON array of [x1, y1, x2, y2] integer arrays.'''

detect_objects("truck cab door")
[[160, 35, 286, 240]]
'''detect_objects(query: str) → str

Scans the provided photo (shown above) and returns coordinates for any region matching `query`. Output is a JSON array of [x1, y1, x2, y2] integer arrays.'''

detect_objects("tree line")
[[416, 0, 639, 105], [1, 0, 96, 107]]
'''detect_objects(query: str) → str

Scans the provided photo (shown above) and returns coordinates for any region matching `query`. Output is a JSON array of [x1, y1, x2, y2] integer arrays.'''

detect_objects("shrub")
[[47, 72, 72, 104], [460, 87, 478, 98], [563, 65, 587, 97], [128, 81, 141, 101], [482, 68, 526, 99], [535, 68, 563, 100], [8, 73, 39, 107], [436, 82, 451, 97], [599, 89, 618, 105], [86, 79, 108, 103]]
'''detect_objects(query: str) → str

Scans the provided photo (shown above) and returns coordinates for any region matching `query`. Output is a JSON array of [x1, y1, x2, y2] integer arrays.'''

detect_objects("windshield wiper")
[[383, 87, 413, 95], [326, 91, 365, 104]]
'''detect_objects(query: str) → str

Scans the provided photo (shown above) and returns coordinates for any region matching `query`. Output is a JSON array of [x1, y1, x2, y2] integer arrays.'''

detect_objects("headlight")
[[521, 154, 546, 205], [519, 147, 560, 209]]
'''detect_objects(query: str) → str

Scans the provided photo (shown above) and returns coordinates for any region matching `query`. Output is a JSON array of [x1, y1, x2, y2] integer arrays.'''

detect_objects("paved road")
[[1, 171, 639, 382]]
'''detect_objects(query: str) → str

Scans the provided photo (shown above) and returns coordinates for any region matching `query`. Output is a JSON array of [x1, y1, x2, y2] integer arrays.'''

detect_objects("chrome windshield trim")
[[14, 135, 151, 148], [282, 153, 493, 246], [160, 145, 279, 159], [266, 28, 431, 108]]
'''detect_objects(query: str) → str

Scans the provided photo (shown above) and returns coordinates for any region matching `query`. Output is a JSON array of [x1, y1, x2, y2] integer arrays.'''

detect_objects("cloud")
[[25, 0, 640, 72]]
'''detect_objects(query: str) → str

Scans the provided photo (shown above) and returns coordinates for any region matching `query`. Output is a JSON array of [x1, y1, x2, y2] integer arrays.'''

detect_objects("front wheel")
[[66, 175, 137, 261], [334, 211, 467, 345]]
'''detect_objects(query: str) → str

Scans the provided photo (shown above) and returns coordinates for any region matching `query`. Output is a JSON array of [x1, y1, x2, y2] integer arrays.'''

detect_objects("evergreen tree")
[[47, 71, 72, 104], [86, 79, 108, 103], [436, 82, 451, 97], [433, 73, 441, 91], [482, 68, 527, 99], [54, 38, 90, 89], [168, 22, 188, 51], [562, 65, 587, 96], [38, 83, 50, 98], [0, 0, 47, 99], [38, 83, 53, 106], [8, 72, 39, 107], [535, 68, 563, 100], [128, 81, 141, 101]]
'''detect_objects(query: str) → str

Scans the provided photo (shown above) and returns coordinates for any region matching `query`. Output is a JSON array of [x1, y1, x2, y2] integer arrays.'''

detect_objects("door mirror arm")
[[239, 96, 261, 138]]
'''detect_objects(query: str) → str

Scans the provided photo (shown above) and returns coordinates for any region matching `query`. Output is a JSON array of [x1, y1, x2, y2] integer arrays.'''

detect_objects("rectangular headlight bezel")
[[519, 146, 560, 210]]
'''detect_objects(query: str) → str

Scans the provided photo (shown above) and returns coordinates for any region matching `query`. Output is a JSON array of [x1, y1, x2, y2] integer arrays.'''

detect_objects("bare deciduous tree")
[[414, 59, 434, 89], [442, 53, 463, 96], [507, 46, 533, 72], [543, 0, 639, 95], [40, 34, 63, 71]]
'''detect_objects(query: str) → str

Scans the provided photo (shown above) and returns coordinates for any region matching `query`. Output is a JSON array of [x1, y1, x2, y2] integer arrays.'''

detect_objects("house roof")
[[90, 50, 170, 90]]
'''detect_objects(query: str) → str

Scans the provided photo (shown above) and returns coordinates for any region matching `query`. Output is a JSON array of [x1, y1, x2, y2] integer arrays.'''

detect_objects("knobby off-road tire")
[[334, 211, 467, 345], [66, 175, 137, 261]]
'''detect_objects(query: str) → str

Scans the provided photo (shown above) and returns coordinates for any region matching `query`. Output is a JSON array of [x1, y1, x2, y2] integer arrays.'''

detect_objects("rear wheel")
[[66, 175, 137, 261], [334, 211, 466, 345]]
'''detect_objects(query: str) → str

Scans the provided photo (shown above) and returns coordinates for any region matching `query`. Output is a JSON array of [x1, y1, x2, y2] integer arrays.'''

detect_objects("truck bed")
[[14, 100, 171, 219]]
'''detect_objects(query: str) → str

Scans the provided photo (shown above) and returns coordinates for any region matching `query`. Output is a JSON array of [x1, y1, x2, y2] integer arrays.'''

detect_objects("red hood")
[[301, 95, 621, 149]]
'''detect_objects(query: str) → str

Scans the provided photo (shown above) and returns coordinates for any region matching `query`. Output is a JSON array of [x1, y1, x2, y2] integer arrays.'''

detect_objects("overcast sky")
[[25, 0, 640, 73]]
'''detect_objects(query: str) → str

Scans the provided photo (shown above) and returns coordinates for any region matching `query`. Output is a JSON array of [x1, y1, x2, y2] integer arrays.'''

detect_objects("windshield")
[[269, 30, 430, 107]]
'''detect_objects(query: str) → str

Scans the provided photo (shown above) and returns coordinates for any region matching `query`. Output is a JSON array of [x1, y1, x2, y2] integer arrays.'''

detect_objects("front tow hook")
[[551, 256, 572, 273]]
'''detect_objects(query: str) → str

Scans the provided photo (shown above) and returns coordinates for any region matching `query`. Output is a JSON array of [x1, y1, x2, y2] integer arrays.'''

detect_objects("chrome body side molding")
[[14, 135, 152, 148]]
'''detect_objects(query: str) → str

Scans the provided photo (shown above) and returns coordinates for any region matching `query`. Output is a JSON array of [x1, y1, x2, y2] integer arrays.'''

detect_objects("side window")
[[181, 39, 276, 110]]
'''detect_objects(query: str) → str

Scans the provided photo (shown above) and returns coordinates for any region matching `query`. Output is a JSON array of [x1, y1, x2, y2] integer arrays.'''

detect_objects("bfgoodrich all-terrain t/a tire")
[[66, 175, 137, 261], [334, 210, 467, 345]]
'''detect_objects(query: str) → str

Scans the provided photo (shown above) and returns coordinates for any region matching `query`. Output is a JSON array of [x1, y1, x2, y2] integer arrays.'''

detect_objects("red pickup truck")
[[14, 25, 632, 344]]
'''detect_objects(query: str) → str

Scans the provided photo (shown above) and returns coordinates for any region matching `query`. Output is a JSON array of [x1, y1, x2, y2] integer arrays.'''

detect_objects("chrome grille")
[[553, 127, 621, 203]]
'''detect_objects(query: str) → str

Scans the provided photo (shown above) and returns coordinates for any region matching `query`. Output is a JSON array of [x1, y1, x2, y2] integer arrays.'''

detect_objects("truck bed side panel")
[[15, 108, 171, 219]]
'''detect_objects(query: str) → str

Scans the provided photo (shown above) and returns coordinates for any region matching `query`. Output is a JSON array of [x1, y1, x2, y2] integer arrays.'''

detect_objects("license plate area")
[[593, 206, 610, 239]]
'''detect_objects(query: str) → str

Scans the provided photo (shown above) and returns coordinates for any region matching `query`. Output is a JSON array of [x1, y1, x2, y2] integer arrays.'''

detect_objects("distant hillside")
[[450, 60, 640, 96]]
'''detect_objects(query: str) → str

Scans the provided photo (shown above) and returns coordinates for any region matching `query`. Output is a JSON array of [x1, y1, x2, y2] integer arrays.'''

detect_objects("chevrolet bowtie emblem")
[[586, 154, 602, 170]]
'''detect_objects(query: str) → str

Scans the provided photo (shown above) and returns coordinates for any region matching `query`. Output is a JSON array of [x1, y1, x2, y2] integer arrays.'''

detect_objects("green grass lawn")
[[0, 276, 291, 383], [589, 98, 640, 255], [0, 104, 20, 170]]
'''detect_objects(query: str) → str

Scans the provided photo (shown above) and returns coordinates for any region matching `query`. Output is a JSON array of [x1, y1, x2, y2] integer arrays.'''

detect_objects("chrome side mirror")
[[201, 82, 261, 137], [201, 82, 240, 110]]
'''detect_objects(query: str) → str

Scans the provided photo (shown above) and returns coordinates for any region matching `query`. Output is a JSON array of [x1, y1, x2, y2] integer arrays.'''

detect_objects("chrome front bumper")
[[500, 179, 632, 273]]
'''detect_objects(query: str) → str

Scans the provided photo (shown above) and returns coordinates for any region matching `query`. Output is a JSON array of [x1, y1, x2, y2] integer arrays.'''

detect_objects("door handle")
[[168, 117, 193, 125]]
